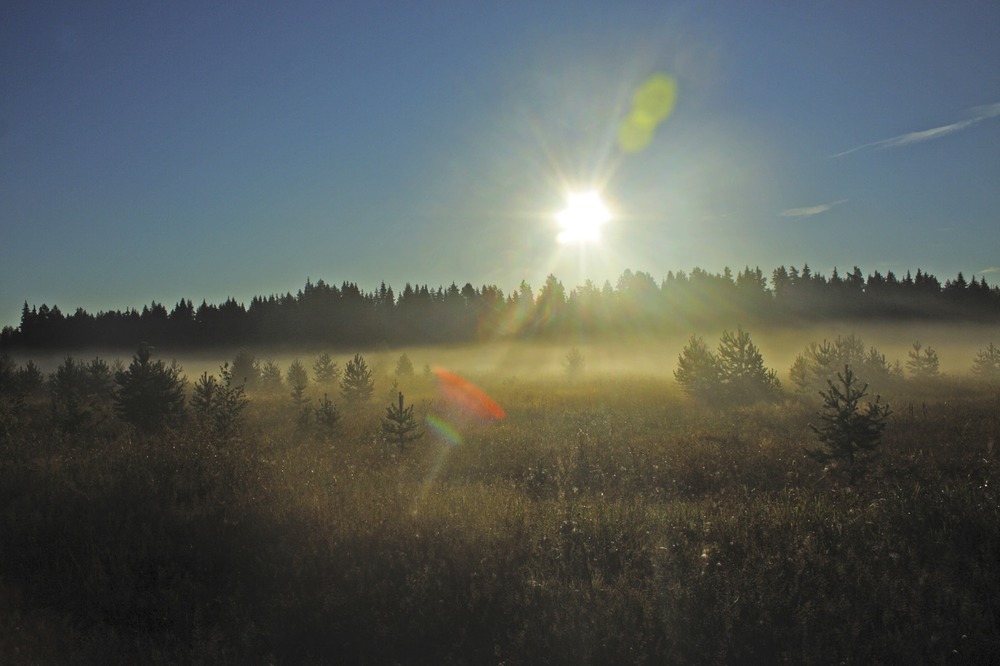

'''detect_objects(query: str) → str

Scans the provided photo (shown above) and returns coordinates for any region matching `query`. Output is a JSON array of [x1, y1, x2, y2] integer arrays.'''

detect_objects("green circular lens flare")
[[618, 73, 677, 153]]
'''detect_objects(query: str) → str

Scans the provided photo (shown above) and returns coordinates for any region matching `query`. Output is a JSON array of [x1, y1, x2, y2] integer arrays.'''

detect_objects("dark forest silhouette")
[[3, 265, 999, 350]]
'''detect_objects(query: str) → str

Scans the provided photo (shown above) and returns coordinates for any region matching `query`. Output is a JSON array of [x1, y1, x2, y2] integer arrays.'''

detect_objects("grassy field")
[[1, 339, 999, 664]]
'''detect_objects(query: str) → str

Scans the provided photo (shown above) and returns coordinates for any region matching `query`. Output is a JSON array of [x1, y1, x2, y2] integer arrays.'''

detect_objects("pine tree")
[[259, 359, 284, 391], [674, 335, 720, 403], [394, 352, 414, 378], [313, 353, 340, 384], [716, 327, 781, 404], [191, 363, 249, 439], [315, 394, 341, 441], [381, 391, 423, 451], [906, 341, 940, 379], [806, 365, 891, 484], [287, 359, 309, 405], [341, 353, 374, 405], [231, 349, 260, 390], [563, 347, 585, 380], [971, 343, 1000, 381], [114, 344, 186, 434]]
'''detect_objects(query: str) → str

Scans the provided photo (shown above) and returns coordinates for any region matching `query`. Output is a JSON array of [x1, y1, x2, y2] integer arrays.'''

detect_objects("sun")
[[556, 191, 611, 244]]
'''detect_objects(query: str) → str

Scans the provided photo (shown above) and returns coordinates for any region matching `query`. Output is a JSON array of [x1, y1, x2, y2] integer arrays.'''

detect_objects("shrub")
[[806, 365, 891, 484], [341, 353, 374, 405], [114, 344, 186, 434]]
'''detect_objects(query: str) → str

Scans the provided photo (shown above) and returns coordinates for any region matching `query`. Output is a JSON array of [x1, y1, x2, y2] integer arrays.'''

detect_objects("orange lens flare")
[[432, 367, 506, 420]]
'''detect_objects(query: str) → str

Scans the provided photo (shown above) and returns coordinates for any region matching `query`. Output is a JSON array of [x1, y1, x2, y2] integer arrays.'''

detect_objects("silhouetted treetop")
[[4, 265, 999, 350]]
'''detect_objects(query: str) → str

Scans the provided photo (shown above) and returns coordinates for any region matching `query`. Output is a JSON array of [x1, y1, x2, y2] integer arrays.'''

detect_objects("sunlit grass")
[[1, 345, 998, 662]]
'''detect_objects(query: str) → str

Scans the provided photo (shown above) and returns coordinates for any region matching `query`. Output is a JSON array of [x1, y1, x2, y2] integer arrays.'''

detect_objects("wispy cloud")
[[780, 199, 848, 219], [979, 266, 1000, 274], [832, 103, 1000, 158]]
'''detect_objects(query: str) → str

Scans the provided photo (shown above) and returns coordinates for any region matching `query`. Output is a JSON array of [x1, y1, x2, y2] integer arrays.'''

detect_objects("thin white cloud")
[[979, 266, 1000, 274], [832, 103, 1000, 158], [780, 199, 848, 219]]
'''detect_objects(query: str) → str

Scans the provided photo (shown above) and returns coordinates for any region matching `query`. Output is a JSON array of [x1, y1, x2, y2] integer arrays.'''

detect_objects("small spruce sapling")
[[313, 353, 340, 385], [906, 341, 940, 379], [563, 347, 585, 380], [287, 359, 309, 405], [341, 353, 375, 405], [114, 344, 186, 434], [315, 394, 341, 441], [806, 364, 891, 484], [395, 352, 414, 378], [381, 391, 423, 452], [971, 343, 1000, 381]]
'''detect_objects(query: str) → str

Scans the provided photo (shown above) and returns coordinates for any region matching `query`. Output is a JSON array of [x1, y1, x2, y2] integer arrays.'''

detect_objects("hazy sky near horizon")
[[3, 1, 999, 329]]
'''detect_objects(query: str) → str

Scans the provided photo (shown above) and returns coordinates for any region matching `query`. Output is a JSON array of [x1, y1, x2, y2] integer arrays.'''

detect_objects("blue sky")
[[3, 1, 999, 329]]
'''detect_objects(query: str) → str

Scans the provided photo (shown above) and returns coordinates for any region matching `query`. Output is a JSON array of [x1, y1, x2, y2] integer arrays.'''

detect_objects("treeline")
[[3, 265, 999, 350]]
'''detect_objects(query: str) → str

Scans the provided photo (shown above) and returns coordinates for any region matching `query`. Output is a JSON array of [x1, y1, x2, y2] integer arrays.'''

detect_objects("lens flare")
[[618, 73, 677, 153], [425, 414, 463, 447], [432, 367, 506, 420]]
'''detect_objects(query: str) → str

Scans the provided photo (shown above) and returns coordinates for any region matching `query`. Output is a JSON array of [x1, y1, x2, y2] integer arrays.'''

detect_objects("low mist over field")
[[8, 320, 997, 384]]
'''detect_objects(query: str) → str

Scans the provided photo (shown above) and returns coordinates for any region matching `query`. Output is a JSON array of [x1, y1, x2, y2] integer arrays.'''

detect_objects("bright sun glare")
[[556, 191, 611, 245]]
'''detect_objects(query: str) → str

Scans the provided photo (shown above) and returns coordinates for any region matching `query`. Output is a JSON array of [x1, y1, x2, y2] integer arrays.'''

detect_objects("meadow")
[[1, 327, 999, 664]]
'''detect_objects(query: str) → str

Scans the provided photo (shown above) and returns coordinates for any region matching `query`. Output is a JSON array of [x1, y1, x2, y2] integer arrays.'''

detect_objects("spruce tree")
[[381, 391, 423, 451], [287, 359, 309, 405], [971, 343, 1000, 381], [675, 335, 720, 403], [806, 365, 891, 484], [313, 353, 340, 385], [341, 353, 374, 405], [906, 341, 940, 379], [114, 344, 186, 434], [716, 327, 781, 404]]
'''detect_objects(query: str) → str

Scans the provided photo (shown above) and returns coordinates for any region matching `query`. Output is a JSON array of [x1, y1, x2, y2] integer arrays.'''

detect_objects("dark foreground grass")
[[1, 375, 998, 663]]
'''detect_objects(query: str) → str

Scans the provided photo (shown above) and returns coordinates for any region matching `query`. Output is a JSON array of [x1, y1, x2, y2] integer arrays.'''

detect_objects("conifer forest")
[[2, 267, 999, 663]]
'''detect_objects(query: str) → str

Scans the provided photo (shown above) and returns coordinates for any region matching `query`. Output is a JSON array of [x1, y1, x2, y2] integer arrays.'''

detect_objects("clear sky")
[[3, 1, 999, 329]]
